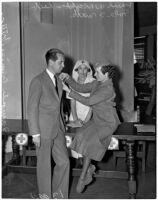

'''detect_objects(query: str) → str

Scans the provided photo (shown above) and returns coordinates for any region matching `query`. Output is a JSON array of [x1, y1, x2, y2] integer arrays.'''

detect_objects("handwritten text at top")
[[31, 2, 131, 18]]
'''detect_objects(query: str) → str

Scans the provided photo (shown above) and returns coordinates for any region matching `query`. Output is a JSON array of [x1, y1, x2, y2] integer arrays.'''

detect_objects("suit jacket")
[[27, 70, 65, 139]]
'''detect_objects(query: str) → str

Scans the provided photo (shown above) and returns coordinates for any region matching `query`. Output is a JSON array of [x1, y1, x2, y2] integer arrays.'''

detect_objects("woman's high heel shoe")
[[76, 177, 86, 193], [84, 164, 96, 185], [76, 164, 96, 193]]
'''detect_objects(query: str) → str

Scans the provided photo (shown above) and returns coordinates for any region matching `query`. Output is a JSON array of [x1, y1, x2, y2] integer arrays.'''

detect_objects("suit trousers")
[[36, 130, 70, 199]]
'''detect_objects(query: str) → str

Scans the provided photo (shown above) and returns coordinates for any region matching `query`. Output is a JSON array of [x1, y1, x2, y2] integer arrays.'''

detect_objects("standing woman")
[[60, 63, 120, 193], [69, 60, 95, 127], [68, 60, 95, 164]]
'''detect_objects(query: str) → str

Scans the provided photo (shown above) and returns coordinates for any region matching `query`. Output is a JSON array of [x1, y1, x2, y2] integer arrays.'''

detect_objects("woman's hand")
[[62, 82, 70, 93], [59, 73, 69, 81]]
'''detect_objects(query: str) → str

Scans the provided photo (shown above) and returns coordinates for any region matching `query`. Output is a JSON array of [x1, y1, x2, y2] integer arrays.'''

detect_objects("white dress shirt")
[[46, 68, 56, 86], [32, 68, 56, 138]]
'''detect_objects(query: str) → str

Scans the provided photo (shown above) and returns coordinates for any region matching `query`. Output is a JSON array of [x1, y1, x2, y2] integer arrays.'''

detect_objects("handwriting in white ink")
[[109, 9, 127, 18], [107, 2, 132, 9], [2, 16, 11, 43], [2, 15, 10, 121], [31, 2, 132, 19]]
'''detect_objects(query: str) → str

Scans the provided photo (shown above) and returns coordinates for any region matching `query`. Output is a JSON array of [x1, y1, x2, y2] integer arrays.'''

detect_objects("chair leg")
[[138, 141, 146, 172], [142, 141, 146, 172], [22, 146, 26, 165], [142, 157, 146, 172]]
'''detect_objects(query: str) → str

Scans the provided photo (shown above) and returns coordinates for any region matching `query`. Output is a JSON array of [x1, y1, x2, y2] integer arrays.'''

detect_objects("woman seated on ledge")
[[60, 63, 120, 193]]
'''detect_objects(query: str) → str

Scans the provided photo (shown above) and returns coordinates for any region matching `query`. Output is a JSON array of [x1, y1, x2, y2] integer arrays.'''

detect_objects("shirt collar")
[[46, 68, 55, 79], [46, 68, 56, 86]]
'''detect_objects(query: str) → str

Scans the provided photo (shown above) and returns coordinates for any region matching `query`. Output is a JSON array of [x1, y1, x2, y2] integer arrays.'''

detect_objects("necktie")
[[54, 75, 58, 95]]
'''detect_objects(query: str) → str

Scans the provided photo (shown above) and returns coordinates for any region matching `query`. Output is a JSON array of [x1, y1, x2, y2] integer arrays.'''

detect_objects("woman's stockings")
[[80, 157, 91, 180], [76, 157, 94, 193]]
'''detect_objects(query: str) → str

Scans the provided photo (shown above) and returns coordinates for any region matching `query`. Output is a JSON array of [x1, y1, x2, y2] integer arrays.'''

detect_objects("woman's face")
[[95, 66, 108, 82], [77, 64, 89, 78]]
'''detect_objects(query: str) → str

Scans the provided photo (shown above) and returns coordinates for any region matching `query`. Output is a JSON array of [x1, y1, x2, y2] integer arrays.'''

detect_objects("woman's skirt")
[[70, 120, 113, 161]]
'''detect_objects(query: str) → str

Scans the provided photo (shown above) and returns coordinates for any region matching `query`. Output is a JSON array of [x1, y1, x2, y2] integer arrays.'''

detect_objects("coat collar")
[[98, 78, 113, 87], [42, 70, 63, 100]]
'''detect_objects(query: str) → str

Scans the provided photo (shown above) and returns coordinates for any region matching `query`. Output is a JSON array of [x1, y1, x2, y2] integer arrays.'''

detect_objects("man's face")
[[50, 53, 65, 74], [94, 66, 108, 82]]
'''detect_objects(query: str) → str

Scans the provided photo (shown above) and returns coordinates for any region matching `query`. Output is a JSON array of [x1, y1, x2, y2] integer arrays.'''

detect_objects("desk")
[[2, 119, 155, 199]]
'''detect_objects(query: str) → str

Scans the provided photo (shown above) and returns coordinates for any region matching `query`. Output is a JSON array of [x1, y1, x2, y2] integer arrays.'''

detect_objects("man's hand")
[[67, 119, 83, 128], [32, 135, 40, 148], [59, 73, 69, 81]]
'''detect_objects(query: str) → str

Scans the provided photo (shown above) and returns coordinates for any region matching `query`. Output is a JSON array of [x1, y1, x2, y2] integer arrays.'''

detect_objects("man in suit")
[[27, 48, 70, 199]]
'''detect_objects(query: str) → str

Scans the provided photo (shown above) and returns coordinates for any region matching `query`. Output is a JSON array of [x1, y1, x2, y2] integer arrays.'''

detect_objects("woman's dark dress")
[[67, 78, 120, 161]]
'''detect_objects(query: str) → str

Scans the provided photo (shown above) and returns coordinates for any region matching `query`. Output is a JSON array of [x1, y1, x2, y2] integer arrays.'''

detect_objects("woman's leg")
[[76, 157, 91, 193], [80, 157, 91, 179], [76, 156, 97, 193]]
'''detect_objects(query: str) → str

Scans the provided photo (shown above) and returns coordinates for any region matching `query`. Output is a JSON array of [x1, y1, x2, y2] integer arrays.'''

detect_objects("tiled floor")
[[2, 142, 156, 199]]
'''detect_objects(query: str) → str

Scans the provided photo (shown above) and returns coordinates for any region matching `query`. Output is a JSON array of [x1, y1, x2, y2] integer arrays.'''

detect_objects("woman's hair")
[[101, 64, 116, 79], [45, 48, 64, 64]]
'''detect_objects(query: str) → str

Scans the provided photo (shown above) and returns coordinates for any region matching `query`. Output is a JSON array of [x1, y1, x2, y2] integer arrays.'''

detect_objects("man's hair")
[[45, 48, 64, 64], [100, 64, 116, 79]]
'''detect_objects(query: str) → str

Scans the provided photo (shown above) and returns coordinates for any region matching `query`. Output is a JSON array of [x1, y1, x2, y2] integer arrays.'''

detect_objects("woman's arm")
[[70, 99, 78, 121], [69, 85, 113, 106], [66, 76, 96, 93], [84, 107, 93, 123]]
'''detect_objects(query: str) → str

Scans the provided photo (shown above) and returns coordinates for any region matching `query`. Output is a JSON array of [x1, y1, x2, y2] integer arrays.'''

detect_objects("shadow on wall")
[[61, 55, 74, 118], [89, 63, 96, 77], [62, 55, 74, 76], [112, 65, 124, 122]]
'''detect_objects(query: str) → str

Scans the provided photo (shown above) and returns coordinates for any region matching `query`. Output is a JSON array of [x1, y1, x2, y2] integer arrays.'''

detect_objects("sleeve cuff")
[[32, 134, 40, 138], [66, 90, 72, 99]]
